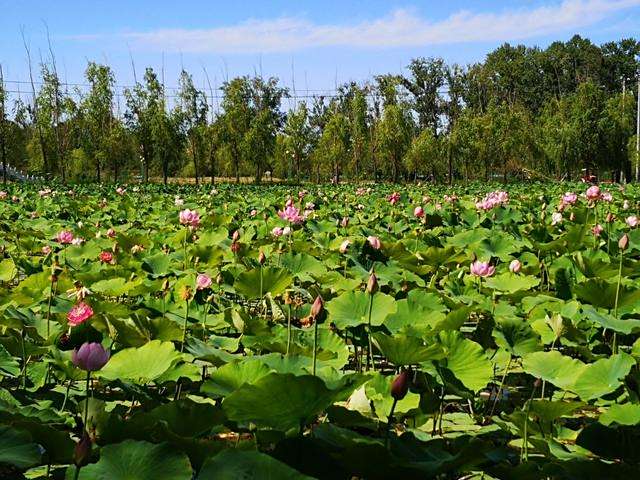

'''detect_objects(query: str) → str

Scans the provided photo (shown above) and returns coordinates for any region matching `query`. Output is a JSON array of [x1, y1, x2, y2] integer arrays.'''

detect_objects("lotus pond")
[[1, 182, 640, 479]]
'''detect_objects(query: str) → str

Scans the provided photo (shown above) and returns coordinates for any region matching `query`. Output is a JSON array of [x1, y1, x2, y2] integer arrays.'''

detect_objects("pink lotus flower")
[[367, 236, 381, 250], [585, 185, 601, 201], [272, 227, 284, 237], [339, 240, 351, 253], [626, 215, 639, 228], [196, 273, 212, 290], [179, 209, 201, 228], [67, 302, 94, 327], [551, 212, 563, 225], [174, 197, 184, 206], [42, 245, 52, 255], [106, 228, 116, 238], [278, 205, 304, 224], [72, 342, 110, 371], [561, 192, 577, 205], [250, 209, 258, 217], [470, 261, 495, 278], [99, 251, 113, 263], [601, 191, 613, 202], [71, 237, 85, 246], [56, 230, 74, 244], [509, 259, 521, 273], [115, 187, 125, 195], [282, 226, 292, 236], [623, 200, 630, 210], [0, 191, 7, 199], [414, 206, 424, 218], [388, 192, 401, 205], [591, 224, 604, 237], [475, 190, 509, 211], [443, 194, 458, 203]]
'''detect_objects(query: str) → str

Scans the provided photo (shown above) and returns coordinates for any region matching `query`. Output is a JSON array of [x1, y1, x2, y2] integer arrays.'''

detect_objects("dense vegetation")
[[1, 35, 639, 184], [1, 181, 640, 479]]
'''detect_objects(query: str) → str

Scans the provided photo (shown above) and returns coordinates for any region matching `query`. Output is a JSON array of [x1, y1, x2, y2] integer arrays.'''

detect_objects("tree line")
[[0, 34, 639, 184]]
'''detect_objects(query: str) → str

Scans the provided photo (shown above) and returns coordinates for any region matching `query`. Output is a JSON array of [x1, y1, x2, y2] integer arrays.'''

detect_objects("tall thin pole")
[[636, 72, 639, 182]]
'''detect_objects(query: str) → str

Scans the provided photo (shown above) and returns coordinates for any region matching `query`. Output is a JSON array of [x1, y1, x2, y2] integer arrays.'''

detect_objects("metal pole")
[[636, 72, 639, 182]]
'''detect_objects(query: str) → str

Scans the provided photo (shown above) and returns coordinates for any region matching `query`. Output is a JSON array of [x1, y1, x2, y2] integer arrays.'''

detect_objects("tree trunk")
[[191, 137, 199, 185]]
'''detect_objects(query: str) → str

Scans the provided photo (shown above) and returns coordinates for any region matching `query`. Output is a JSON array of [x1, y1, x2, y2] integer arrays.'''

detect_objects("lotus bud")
[[366, 271, 378, 294], [215, 273, 223, 285], [390, 370, 410, 400], [232, 230, 240, 242], [231, 241, 240, 254], [258, 251, 266, 265], [619, 233, 629, 251], [605, 212, 615, 223], [310, 295, 324, 319], [73, 431, 92, 467]]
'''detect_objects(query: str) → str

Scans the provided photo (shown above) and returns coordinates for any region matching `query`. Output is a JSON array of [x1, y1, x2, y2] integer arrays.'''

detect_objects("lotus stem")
[[490, 355, 511, 417], [613, 250, 624, 354], [286, 305, 292, 356], [367, 293, 375, 371], [312, 318, 318, 376], [385, 398, 398, 449], [181, 299, 189, 353]]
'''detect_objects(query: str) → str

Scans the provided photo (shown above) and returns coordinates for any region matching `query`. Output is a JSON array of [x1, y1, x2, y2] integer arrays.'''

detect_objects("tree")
[[404, 129, 441, 181], [349, 87, 369, 180], [402, 57, 445, 135], [600, 92, 637, 181], [245, 77, 287, 183], [175, 70, 208, 184], [315, 109, 349, 183], [283, 102, 313, 181], [124, 68, 162, 182], [219, 77, 252, 182], [80, 63, 115, 181], [375, 102, 414, 182]]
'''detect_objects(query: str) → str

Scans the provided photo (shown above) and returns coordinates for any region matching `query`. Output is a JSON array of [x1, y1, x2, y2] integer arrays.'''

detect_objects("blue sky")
[[1, 0, 639, 100]]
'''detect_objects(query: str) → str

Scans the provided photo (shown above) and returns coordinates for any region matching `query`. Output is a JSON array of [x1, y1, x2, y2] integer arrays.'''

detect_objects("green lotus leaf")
[[0, 425, 41, 469], [223, 373, 362, 431], [99, 340, 182, 384], [78, 440, 192, 479], [201, 359, 271, 398], [0, 258, 17, 282], [234, 267, 292, 298], [522, 351, 635, 400], [326, 291, 396, 329], [372, 333, 444, 366], [600, 403, 640, 426], [438, 331, 493, 392], [198, 449, 313, 480], [484, 272, 540, 293]]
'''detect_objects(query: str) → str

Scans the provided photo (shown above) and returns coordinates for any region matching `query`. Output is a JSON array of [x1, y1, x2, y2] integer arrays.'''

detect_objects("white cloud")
[[74, 0, 640, 53]]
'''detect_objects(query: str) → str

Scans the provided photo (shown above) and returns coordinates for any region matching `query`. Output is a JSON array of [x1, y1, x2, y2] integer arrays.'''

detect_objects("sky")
[[1, 0, 639, 103]]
